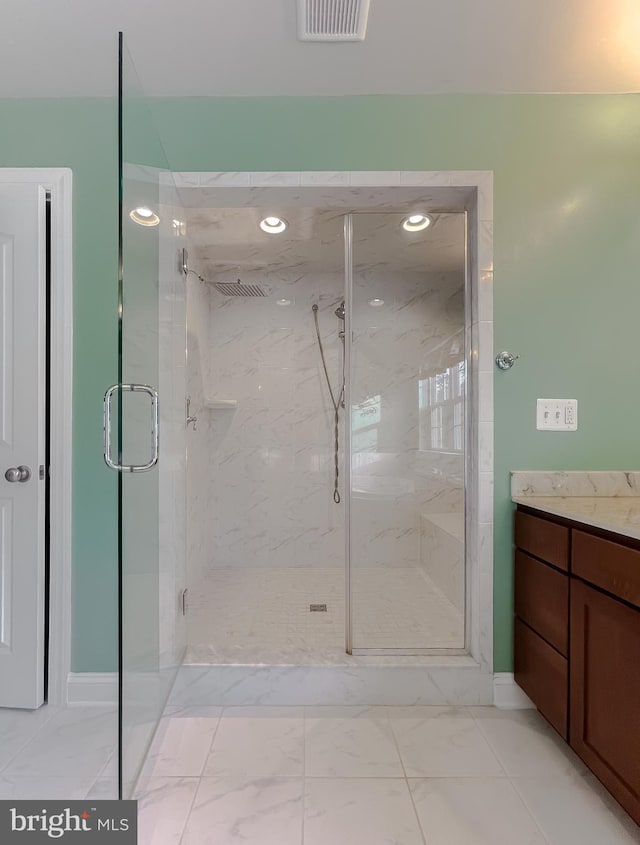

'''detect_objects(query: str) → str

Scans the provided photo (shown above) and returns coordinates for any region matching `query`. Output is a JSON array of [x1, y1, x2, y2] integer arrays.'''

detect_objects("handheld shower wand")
[[312, 303, 346, 504]]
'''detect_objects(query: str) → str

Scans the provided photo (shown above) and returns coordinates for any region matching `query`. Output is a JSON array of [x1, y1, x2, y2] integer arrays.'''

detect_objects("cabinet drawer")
[[570, 579, 640, 826], [572, 530, 640, 609], [515, 551, 568, 655], [514, 618, 568, 738], [515, 510, 569, 571]]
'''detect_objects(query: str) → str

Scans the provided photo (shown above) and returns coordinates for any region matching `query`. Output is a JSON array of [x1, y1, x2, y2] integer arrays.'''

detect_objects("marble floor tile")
[[84, 777, 118, 799], [99, 751, 118, 776], [204, 706, 304, 778], [2, 706, 117, 780], [388, 706, 504, 777], [0, 775, 96, 800], [146, 706, 221, 778], [86, 754, 119, 799], [0, 704, 58, 772], [470, 707, 588, 777], [513, 774, 640, 845], [305, 706, 403, 777], [304, 778, 424, 845], [410, 777, 547, 845], [137, 777, 199, 845], [130, 704, 640, 845], [181, 776, 304, 845]]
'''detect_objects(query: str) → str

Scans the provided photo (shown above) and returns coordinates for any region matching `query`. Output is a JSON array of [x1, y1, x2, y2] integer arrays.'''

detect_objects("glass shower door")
[[112, 34, 187, 798], [347, 211, 467, 653]]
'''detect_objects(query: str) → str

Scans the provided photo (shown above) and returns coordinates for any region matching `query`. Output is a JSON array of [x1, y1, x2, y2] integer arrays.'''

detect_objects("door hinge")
[[39, 465, 46, 480], [181, 588, 189, 616]]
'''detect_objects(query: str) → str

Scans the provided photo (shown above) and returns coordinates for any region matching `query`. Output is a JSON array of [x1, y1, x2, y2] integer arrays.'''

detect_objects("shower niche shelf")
[[204, 398, 238, 410]]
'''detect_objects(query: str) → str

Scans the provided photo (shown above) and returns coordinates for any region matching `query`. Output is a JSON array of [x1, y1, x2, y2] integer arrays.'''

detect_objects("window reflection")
[[419, 360, 465, 452], [351, 394, 381, 453]]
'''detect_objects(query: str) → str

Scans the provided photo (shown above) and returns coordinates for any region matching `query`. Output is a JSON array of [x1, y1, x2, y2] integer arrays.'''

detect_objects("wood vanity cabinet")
[[514, 511, 569, 738], [514, 507, 640, 827]]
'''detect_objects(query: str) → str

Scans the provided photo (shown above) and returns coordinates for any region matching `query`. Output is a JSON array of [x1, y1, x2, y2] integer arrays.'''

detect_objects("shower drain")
[[309, 603, 328, 612]]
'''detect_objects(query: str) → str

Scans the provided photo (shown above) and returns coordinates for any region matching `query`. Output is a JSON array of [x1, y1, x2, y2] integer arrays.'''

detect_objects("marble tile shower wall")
[[191, 261, 466, 575], [351, 268, 465, 571], [207, 270, 346, 570]]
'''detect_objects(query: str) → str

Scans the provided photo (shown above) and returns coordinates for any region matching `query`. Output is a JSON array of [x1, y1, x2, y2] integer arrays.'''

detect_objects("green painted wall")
[[0, 99, 119, 672], [2, 94, 638, 673]]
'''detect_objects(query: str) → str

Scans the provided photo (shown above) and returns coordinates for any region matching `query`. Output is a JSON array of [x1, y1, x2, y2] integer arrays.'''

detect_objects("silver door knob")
[[5, 465, 31, 483]]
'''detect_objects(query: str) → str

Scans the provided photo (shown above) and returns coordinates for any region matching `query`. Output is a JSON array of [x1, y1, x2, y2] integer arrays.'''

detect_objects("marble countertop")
[[513, 496, 640, 541]]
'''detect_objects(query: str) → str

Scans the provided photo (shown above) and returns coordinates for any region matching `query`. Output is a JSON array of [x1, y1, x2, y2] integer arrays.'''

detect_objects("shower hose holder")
[[495, 350, 520, 370]]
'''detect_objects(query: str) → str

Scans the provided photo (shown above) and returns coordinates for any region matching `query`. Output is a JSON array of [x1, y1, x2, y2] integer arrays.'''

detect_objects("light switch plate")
[[536, 399, 578, 431]]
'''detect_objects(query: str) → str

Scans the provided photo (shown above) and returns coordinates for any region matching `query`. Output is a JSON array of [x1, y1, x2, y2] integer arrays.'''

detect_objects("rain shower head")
[[213, 279, 268, 297], [182, 255, 268, 297]]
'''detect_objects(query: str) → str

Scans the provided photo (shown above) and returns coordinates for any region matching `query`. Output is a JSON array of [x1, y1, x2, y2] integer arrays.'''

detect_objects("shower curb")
[[167, 662, 493, 707]]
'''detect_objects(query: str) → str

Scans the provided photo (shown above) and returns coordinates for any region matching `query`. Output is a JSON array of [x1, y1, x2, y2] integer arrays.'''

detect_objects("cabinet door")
[[570, 578, 640, 826]]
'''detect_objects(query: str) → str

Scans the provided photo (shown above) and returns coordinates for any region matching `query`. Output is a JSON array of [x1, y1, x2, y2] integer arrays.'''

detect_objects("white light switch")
[[536, 399, 578, 431]]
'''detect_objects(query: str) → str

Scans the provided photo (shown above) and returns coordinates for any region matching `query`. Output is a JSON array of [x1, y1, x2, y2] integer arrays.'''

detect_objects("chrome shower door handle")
[[103, 383, 160, 472]]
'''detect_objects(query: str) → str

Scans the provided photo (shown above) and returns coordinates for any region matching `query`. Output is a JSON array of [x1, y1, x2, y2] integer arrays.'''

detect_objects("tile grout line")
[[0, 706, 62, 776], [174, 776, 201, 845], [176, 708, 223, 845], [468, 709, 554, 845], [466, 706, 509, 777], [83, 752, 114, 799], [385, 707, 430, 845], [509, 776, 555, 845], [201, 707, 224, 777]]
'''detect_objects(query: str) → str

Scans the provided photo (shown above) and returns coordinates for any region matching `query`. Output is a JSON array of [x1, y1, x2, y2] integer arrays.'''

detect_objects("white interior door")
[[0, 183, 46, 709]]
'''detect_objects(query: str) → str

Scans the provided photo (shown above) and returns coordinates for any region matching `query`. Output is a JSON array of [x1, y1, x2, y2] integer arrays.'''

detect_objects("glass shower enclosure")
[[113, 34, 186, 798], [113, 33, 471, 788], [347, 211, 467, 653]]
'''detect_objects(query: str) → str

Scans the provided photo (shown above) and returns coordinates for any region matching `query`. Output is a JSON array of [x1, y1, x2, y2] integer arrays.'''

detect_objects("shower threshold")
[[169, 651, 489, 707], [183, 643, 468, 667]]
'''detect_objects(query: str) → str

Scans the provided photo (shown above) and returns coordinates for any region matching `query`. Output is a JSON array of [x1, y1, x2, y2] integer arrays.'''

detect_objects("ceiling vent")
[[297, 0, 371, 42]]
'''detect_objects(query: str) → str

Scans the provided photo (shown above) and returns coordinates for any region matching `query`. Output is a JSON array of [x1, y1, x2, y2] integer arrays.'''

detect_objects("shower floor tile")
[[186, 566, 463, 658]]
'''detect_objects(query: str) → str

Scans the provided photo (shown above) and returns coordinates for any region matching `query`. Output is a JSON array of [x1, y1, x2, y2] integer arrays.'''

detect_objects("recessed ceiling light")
[[401, 213, 431, 233], [259, 215, 288, 234], [276, 298, 292, 306], [130, 206, 160, 227], [369, 298, 385, 307]]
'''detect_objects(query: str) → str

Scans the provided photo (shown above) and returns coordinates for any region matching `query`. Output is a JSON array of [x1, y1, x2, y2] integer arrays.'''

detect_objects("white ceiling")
[[187, 207, 465, 277], [2, 0, 640, 98]]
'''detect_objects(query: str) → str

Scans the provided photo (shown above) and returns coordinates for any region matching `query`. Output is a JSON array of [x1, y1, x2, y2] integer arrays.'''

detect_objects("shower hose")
[[312, 304, 345, 504]]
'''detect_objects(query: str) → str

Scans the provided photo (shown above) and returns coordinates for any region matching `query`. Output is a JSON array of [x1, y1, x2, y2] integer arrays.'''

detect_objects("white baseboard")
[[67, 673, 118, 706], [493, 673, 536, 709]]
